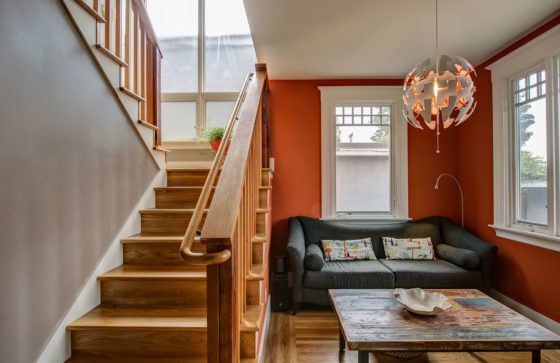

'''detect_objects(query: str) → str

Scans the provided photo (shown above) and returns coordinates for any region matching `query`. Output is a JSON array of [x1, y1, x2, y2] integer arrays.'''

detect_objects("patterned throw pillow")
[[382, 237, 435, 260], [321, 238, 376, 261]]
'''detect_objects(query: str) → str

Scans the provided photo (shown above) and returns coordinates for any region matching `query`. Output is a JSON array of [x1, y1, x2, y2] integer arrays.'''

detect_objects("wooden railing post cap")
[[255, 63, 267, 72]]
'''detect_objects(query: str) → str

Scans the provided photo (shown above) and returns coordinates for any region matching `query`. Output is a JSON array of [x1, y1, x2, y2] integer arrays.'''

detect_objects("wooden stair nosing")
[[66, 357, 206, 363], [121, 232, 268, 245], [67, 303, 265, 333], [97, 264, 265, 281], [97, 265, 206, 281], [139, 208, 208, 214], [67, 305, 207, 332]]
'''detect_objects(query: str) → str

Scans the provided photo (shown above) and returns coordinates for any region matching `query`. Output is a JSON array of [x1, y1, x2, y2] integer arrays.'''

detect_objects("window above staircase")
[[147, 0, 257, 142]]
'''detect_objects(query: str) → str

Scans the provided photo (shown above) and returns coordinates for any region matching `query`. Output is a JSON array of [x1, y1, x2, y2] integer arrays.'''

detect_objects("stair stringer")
[[61, 0, 166, 170]]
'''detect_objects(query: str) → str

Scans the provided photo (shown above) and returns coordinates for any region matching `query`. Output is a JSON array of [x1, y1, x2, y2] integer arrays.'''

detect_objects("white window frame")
[[488, 25, 560, 252], [319, 86, 408, 222], [157, 0, 246, 142]]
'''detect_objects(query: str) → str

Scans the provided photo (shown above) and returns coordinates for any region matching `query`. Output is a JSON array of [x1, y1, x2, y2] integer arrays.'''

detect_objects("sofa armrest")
[[287, 217, 306, 313], [440, 217, 498, 293]]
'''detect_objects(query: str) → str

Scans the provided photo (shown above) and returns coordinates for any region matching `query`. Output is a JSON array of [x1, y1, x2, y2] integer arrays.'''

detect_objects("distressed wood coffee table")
[[329, 289, 560, 363]]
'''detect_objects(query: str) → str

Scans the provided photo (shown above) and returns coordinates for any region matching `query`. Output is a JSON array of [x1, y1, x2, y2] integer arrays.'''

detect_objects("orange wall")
[[268, 79, 462, 259], [456, 68, 560, 323]]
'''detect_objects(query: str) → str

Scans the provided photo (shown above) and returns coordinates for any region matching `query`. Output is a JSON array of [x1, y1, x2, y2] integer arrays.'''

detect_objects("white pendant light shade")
[[403, 55, 477, 131]]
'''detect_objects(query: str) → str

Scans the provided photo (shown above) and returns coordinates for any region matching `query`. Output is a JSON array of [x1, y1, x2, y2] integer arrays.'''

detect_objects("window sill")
[[489, 225, 560, 253]]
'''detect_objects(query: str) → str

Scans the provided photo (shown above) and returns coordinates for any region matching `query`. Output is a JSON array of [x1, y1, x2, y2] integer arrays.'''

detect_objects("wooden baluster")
[[152, 44, 161, 146], [133, 9, 139, 94], [104, 0, 111, 49], [140, 29, 146, 121], [115, 0, 121, 58], [123, 0, 130, 89]]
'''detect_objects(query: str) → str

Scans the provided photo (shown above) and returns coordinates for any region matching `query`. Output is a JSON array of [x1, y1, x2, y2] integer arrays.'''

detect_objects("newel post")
[[206, 236, 239, 363]]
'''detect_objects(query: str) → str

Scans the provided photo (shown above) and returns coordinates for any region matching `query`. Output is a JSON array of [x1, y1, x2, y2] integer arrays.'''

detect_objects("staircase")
[[66, 167, 272, 362], [61, 1, 273, 360]]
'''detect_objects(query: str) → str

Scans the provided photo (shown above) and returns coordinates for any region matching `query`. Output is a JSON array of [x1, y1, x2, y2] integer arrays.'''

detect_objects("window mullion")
[[196, 0, 205, 137]]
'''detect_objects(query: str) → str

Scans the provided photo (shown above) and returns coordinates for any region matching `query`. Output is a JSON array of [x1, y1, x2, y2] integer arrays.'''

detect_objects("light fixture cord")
[[435, 0, 439, 74], [435, 0, 440, 153]]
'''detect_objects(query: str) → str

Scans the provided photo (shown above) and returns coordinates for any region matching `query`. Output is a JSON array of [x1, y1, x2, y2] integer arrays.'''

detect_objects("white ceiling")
[[243, 0, 560, 79]]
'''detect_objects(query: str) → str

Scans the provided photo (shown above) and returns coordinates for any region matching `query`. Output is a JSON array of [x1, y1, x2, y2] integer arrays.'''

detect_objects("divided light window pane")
[[514, 70, 547, 225], [148, 0, 198, 93], [204, 0, 257, 92], [206, 101, 236, 129], [335, 105, 391, 213], [161, 102, 197, 140]]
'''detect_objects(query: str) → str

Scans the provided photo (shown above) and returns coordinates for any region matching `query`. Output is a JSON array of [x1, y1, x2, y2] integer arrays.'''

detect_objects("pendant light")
[[403, 0, 477, 153]]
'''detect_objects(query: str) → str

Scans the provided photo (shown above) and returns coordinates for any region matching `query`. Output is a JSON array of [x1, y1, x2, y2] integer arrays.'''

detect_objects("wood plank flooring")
[[264, 309, 560, 363]]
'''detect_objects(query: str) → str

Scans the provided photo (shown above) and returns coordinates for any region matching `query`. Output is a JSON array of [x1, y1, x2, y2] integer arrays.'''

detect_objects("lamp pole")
[[434, 173, 464, 228]]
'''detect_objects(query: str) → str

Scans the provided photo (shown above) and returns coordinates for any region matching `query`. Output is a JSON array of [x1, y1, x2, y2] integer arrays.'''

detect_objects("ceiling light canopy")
[[402, 0, 477, 153]]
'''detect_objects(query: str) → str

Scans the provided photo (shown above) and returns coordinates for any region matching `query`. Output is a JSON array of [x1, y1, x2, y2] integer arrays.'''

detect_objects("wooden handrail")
[[200, 69, 267, 243], [179, 73, 254, 265]]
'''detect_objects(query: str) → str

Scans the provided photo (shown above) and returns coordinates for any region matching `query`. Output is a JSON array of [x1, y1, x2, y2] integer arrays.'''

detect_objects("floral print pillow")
[[321, 238, 376, 261], [382, 237, 435, 260]]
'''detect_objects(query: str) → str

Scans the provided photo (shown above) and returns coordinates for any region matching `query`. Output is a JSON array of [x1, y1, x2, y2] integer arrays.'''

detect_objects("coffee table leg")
[[532, 350, 540, 363], [339, 329, 345, 352], [358, 350, 369, 363]]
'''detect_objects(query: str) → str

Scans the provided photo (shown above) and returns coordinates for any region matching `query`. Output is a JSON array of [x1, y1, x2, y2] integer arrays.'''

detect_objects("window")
[[320, 87, 408, 220], [147, 0, 257, 141], [513, 69, 548, 226], [489, 26, 560, 252]]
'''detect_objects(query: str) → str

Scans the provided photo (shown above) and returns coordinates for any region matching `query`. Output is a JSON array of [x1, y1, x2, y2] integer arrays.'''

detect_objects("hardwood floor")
[[264, 309, 560, 363]]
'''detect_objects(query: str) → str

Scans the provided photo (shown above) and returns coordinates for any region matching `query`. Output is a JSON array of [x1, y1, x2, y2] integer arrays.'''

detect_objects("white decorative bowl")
[[394, 288, 451, 316]]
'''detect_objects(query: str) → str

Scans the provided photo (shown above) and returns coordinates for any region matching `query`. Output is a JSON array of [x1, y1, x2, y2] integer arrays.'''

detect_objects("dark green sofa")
[[287, 216, 497, 313]]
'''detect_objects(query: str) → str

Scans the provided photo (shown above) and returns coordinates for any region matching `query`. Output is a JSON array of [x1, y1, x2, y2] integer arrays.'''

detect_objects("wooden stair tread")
[[66, 357, 205, 363], [252, 233, 268, 243], [155, 186, 209, 190], [98, 265, 206, 281], [122, 232, 267, 244], [166, 168, 216, 172], [247, 263, 267, 281], [121, 233, 187, 243], [67, 305, 207, 331], [155, 186, 269, 190], [68, 304, 264, 331], [240, 304, 264, 332], [139, 208, 208, 214]]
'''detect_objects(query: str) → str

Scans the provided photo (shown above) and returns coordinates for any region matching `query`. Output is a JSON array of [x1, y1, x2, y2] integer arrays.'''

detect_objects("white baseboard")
[[35, 170, 166, 363], [257, 296, 272, 363], [490, 289, 560, 335]]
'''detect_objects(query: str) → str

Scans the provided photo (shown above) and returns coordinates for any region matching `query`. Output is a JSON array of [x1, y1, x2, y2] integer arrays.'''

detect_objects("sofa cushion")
[[379, 259, 481, 289], [304, 260, 394, 289], [305, 244, 324, 271], [382, 237, 435, 260], [321, 238, 376, 261], [297, 216, 442, 259], [436, 243, 480, 270]]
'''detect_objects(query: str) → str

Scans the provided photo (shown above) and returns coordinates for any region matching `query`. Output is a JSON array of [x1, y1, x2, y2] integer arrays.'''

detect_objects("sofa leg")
[[292, 302, 300, 315]]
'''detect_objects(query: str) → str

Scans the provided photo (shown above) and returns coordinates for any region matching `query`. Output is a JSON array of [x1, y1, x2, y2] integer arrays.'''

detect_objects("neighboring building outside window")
[[147, 0, 257, 141], [488, 26, 560, 252], [319, 86, 408, 221]]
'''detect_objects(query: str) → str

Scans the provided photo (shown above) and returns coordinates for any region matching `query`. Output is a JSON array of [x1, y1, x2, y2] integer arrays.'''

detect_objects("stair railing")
[[179, 72, 253, 265], [180, 64, 269, 362], [76, 0, 163, 146]]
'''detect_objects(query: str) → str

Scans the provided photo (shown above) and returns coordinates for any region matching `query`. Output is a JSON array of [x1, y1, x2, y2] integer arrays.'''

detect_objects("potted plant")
[[205, 126, 230, 152]]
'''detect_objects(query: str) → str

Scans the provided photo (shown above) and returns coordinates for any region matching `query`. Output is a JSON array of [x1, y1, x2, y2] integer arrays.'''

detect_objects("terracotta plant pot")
[[210, 139, 230, 152]]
